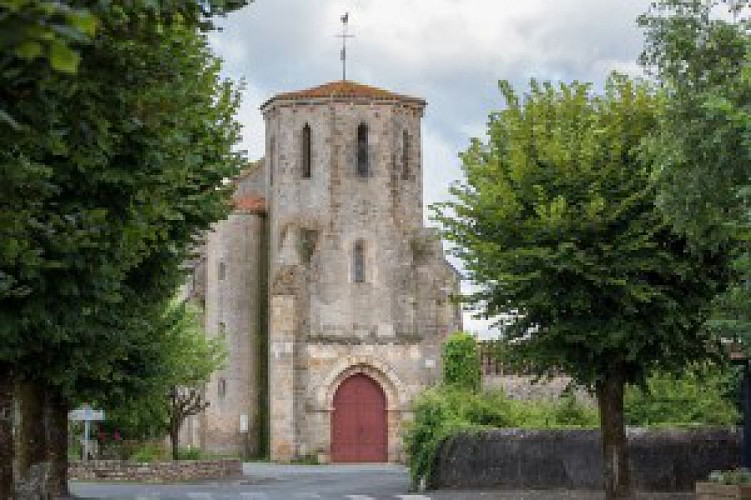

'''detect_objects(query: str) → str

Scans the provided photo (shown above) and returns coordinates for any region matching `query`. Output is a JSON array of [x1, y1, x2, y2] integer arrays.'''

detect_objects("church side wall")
[[202, 212, 266, 457]]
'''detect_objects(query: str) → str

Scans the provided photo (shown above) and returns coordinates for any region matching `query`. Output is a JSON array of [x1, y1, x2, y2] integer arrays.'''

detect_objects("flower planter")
[[696, 481, 751, 499]]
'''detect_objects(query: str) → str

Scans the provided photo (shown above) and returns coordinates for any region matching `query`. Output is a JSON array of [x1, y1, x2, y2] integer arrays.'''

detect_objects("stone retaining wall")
[[69, 459, 242, 482], [429, 427, 740, 492]]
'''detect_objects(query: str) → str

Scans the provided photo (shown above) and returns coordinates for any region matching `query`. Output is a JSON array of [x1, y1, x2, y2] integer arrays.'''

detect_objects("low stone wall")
[[429, 427, 740, 492], [69, 459, 242, 482]]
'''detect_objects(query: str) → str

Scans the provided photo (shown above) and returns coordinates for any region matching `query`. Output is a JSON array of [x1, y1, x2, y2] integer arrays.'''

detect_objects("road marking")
[[240, 493, 270, 499], [295, 494, 322, 498], [345, 496, 376, 500], [396, 496, 432, 500], [186, 494, 214, 499]]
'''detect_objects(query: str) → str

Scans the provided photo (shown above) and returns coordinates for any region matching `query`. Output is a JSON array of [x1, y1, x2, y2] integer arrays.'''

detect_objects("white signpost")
[[68, 405, 105, 461]]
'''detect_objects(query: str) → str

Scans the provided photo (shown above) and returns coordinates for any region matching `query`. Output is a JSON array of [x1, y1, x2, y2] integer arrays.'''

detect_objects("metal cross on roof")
[[337, 12, 354, 81]]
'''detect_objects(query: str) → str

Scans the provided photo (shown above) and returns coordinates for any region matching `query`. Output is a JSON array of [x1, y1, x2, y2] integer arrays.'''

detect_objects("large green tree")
[[639, 0, 751, 346], [0, 1, 248, 495], [434, 76, 731, 499]]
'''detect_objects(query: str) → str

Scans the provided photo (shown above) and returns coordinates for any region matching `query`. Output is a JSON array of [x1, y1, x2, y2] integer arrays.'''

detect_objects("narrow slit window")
[[353, 240, 365, 283], [218, 378, 227, 398], [218, 262, 226, 281], [269, 136, 275, 186], [402, 129, 410, 179], [302, 124, 311, 178], [357, 123, 369, 177]]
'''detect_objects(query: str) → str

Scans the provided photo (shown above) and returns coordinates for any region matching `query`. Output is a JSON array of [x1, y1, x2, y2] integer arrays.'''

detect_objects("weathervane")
[[337, 12, 354, 81]]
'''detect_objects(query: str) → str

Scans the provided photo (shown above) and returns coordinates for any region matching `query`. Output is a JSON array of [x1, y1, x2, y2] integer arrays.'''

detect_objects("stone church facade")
[[182, 80, 462, 463]]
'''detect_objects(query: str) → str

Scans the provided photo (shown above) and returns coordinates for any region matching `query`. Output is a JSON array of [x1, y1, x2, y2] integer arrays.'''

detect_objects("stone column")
[[269, 294, 296, 462]]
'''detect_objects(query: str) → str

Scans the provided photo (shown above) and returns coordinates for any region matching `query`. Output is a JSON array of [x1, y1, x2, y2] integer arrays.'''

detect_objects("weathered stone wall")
[[429, 427, 741, 492], [200, 210, 267, 456], [68, 459, 241, 482], [483, 375, 593, 403]]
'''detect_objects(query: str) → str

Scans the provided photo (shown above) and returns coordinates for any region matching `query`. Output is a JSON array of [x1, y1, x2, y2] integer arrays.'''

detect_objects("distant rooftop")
[[233, 196, 266, 214], [261, 80, 425, 109]]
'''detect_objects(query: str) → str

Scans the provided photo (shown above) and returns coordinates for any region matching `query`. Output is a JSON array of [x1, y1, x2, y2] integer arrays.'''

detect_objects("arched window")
[[353, 240, 365, 283], [357, 123, 369, 177], [302, 123, 311, 178], [402, 129, 410, 179], [269, 136, 275, 186]]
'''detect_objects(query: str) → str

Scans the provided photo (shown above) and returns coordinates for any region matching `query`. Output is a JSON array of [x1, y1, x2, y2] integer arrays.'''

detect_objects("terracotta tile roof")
[[233, 196, 266, 214], [262, 80, 425, 109]]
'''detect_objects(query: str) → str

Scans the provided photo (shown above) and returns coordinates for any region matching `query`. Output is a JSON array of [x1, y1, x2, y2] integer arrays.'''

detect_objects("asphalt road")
[[69, 463, 695, 500]]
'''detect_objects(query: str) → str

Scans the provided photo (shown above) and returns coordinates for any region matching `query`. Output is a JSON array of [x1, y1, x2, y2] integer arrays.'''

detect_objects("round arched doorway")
[[331, 373, 387, 462]]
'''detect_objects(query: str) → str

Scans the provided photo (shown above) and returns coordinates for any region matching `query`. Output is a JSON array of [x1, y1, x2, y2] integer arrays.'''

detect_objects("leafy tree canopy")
[[435, 75, 729, 387], [640, 0, 751, 349], [0, 0, 245, 401], [639, 0, 751, 242], [98, 302, 225, 443]]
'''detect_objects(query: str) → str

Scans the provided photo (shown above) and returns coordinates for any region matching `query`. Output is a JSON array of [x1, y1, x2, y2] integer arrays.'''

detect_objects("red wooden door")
[[331, 373, 387, 462]]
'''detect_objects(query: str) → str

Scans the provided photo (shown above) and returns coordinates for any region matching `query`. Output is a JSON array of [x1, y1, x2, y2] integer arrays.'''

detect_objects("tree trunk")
[[44, 386, 69, 498], [596, 371, 632, 499], [170, 424, 179, 461], [0, 363, 14, 500], [16, 380, 50, 499]]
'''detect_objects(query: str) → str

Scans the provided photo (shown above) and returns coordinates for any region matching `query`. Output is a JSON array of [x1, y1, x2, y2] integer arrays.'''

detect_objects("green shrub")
[[463, 390, 513, 427], [708, 468, 751, 485], [290, 455, 319, 465], [128, 442, 167, 462], [403, 387, 477, 489], [177, 447, 203, 460], [442, 332, 481, 392], [624, 366, 739, 427], [553, 389, 599, 427]]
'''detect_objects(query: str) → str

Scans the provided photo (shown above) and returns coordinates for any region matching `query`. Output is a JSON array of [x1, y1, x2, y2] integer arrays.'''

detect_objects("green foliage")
[[176, 447, 203, 461], [709, 468, 751, 485], [97, 302, 226, 441], [404, 387, 479, 489], [433, 74, 731, 389], [290, 455, 320, 465], [639, 1, 751, 353], [0, 0, 246, 410], [404, 385, 598, 488], [128, 442, 168, 463], [625, 365, 740, 426], [554, 389, 598, 426], [0, 0, 96, 76], [441, 332, 481, 392], [639, 0, 751, 243]]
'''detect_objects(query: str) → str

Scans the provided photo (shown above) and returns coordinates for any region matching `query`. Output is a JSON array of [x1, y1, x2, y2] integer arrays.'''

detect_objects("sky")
[[208, 0, 654, 337]]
